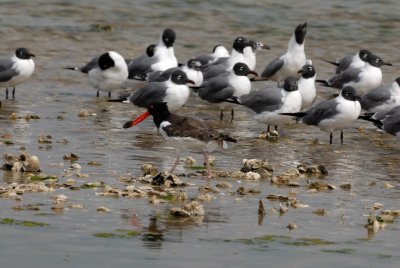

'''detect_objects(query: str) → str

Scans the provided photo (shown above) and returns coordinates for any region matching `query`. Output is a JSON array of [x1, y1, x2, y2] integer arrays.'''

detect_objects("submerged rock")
[[151, 171, 186, 187], [381, 210, 400, 218], [308, 181, 336, 191], [97, 206, 111, 212], [236, 186, 261, 195], [196, 193, 214, 202], [384, 182, 394, 189], [78, 109, 90, 117], [230, 170, 245, 179], [243, 171, 261, 181], [198, 185, 220, 194], [258, 199, 266, 216], [170, 201, 205, 217], [290, 199, 309, 208], [279, 203, 289, 214], [266, 194, 291, 202], [340, 183, 351, 190], [241, 159, 274, 173], [313, 208, 327, 216], [297, 164, 328, 175], [185, 156, 196, 166], [141, 163, 158, 176], [2, 151, 41, 172], [287, 222, 298, 230], [231, 159, 274, 180], [215, 181, 233, 189], [63, 153, 79, 161], [38, 134, 52, 144], [258, 130, 280, 141], [203, 155, 216, 166]]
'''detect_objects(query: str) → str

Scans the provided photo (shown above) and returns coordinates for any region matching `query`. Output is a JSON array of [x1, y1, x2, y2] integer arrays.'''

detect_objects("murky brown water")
[[1, 1, 399, 267]]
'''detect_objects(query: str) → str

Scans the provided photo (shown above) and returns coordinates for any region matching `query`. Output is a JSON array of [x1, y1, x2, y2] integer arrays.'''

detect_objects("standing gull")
[[124, 102, 237, 178], [201, 37, 250, 79], [127, 29, 178, 80], [243, 40, 270, 71], [360, 77, 400, 113], [0, 48, 35, 99], [195, 62, 258, 121], [65, 51, 128, 97], [146, 58, 203, 87], [89, 52, 128, 97], [281, 86, 361, 144], [237, 76, 302, 133], [259, 23, 307, 82], [297, 62, 317, 110], [195, 44, 230, 66], [358, 105, 400, 138], [317, 53, 392, 96], [321, 49, 372, 74], [111, 70, 194, 128]]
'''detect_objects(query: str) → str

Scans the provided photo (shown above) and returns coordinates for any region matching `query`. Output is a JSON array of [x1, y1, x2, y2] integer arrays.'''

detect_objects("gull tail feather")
[[358, 114, 383, 129]]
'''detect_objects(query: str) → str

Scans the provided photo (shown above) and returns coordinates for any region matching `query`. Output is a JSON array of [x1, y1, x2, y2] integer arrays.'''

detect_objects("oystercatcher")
[[123, 102, 237, 178]]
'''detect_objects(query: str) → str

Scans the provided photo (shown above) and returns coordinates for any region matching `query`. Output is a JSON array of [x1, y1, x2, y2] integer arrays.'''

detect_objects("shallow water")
[[1, 1, 399, 267]]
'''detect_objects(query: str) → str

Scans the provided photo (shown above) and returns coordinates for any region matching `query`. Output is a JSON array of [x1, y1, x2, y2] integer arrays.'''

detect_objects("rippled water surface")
[[1, 1, 399, 267]]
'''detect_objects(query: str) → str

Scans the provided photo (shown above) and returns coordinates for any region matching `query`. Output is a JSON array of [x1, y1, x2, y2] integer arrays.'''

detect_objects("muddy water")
[[1, 1, 399, 267]]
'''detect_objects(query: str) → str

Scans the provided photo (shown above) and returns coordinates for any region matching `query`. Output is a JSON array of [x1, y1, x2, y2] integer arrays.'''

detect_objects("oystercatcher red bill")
[[123, 111, 150, 129]]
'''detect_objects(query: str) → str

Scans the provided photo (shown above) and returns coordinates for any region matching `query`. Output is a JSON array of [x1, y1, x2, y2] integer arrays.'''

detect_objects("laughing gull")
[[201, 37, 250, 79], [298, 62, 317, 110], [0, 48, 35, 99], [122, 44, 156, 80], [317, 53, 392, 96], [243, 40, 270, 71], [358, 105, 400, 137], [360, 77, 400, 113], [195, 44, 230, 66], [237, 76, 302, 133], [195, 62, 258, 120], [112, 70, 194, 119], [124, 102, 237, 178], [126, 29, 178, 80], [65, 51, 128, 97], [89, 52, 128, 97], [146, 58, 203, 86], [259, 23, 307, 82], [281, 86, 361, 144], [321, 49, 372, 74]]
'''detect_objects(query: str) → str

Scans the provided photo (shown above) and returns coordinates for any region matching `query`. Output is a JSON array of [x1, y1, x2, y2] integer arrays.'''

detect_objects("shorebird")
[[64, 51, 128, 97], [259, 22, 307, 83], [124, 102, 237, 178], [0, 48, 35, 99], [109, 70, 193, 113], [281, 86, 361, 144], [127, 28, 178, 80]]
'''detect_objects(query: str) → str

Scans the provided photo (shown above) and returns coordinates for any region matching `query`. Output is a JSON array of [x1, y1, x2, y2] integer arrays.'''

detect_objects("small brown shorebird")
[[123, 102, 237, 178]]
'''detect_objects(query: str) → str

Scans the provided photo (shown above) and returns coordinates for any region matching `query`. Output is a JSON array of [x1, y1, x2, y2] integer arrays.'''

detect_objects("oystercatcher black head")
[[122, 102, 171, 129]]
